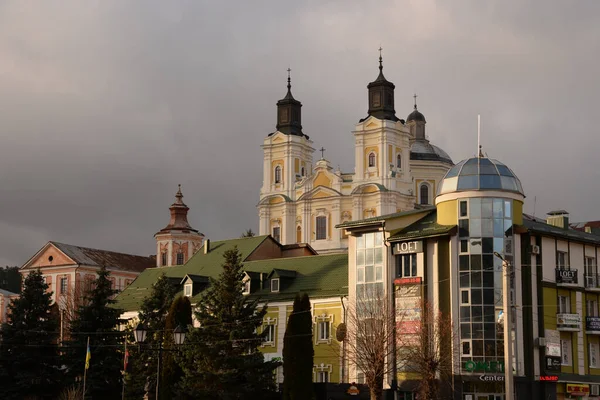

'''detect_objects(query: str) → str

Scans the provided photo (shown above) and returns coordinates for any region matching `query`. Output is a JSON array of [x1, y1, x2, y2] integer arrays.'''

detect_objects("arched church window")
[[420, 183, 430, 205], [275, 166, 282, 183], [397, 154, 402, 169], [368, 153, 376, 167], [296, 226, 302, 243]]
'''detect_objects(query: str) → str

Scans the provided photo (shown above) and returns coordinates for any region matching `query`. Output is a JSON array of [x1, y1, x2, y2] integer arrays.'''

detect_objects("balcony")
[[556, 268, 578, 286], [585, 274, 600, 291], [586, 316, 600, 334], [557, 313, 581, 331]]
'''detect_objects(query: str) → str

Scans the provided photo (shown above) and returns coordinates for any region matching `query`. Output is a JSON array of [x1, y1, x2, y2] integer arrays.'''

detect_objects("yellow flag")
[[85, 342, 91, 370]]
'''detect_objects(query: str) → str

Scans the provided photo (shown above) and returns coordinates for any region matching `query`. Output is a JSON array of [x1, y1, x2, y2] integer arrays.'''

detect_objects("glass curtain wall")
[[458, 198, 513, 367]]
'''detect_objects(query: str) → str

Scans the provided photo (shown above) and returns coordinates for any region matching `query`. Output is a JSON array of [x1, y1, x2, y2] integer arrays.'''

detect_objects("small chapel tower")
[[154, 185, 204, 267]]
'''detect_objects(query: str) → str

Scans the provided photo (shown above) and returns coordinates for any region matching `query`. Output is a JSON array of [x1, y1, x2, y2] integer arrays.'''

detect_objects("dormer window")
[[242, 279, 251, 295], [184, 283, 192, 297], [368, 152, 376, 167], [271, 278, 280, 292]]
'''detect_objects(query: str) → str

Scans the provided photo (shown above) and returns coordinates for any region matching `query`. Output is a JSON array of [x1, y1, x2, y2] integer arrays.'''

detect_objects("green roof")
[[388, 211, 455, 241], [114, 235, 273, 312], [336, 206, 435, 229], [114, 235, 348, 311]]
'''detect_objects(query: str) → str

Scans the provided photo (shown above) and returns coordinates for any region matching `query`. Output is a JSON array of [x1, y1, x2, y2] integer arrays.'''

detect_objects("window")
[[272, 226, 281, 243], [557, 251, 569, 270], [396, 154, 402, 169], [60, 277, 68, 294], [590, 342, 599, 368], [397, 254, 417, 278], [357, 372, 365, 384], [242, 279, 251, 295], [296, 226, 302, 243], [461, 340, 472, 356], [368, 152, 375, 167], [316, 216, 327, 240], [558, 295, 570, 314], [317, 371, 329, 383], [275, 166, 282, 183], [301, 167, 305, 176], [586, 257, 598, 287], [184, 283, 192, 297], [356, 232, 384, 290], [588, 300, 599, 317], [459, 200, 468, 217], [419, 183, 429, 205], [561, 338, 572, 365], [176, 252, 184, 265], [271, 278, 280, 292], [161, 252, 167, 266], [461, 289, 470, 305], [318, 321, 330, 341], [264, 324, 275, 344]]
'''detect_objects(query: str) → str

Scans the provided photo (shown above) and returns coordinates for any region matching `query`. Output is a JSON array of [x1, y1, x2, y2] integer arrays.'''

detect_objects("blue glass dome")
[[437, 157, 524, 196]]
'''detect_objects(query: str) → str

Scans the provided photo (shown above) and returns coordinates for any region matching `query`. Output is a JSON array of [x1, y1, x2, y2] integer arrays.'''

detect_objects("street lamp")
[[132, 323, 187, 399], [493, 252, 514, 400]]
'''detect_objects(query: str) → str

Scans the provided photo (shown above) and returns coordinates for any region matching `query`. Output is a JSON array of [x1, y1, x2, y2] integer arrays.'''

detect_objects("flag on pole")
[[85, 341, 91, 370]]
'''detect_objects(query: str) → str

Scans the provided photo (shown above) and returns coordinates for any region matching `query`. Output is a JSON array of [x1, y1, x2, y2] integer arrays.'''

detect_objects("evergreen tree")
[[283, 293, 314, 400], [160, 295, 192, 400], [241, 229, 256, 238], [177, 247, 279, 399], [0, 266, 21, 293], [64, 267, 124, 399], [0, 269, 61, 399], [125, 273, 178, 399]]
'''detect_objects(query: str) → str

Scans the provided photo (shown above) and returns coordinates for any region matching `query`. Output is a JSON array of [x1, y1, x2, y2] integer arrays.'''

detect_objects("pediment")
[[21, 242, 76, 270], [298, 186, 342, 201]]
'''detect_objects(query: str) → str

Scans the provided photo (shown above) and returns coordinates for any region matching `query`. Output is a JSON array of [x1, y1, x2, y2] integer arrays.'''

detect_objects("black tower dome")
[[407, 103, 426, 123], [365, 49, 398, 122], [276, 69, 304, 137]]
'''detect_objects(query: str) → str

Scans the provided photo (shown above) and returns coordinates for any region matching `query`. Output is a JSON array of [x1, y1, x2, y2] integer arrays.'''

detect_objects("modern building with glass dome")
[[340, 152, 600, 400]]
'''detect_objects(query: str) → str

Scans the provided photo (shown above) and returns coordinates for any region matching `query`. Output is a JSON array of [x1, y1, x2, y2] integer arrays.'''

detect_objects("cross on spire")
[[378, 46, 383, 71], [319, 147, 326, 159], [413, 93, 418, 109], [287, 68, 291, 91]]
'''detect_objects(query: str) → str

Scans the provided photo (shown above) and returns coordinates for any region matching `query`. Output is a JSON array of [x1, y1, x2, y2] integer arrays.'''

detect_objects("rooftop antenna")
[[533, 196, 537, 219], [477, 114, 483, 157]]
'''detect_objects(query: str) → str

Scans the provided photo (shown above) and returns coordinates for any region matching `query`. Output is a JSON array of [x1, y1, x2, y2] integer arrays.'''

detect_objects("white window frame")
[[590, 342, 599, 368], [60, 277, 68, 295], [558, 295, 570, 314], [313, 363, 332, 383], [184, 283, 192, 297], [561, 338, 572, 366], [271, 278, 280, 293], [242, 279, 251, 295], [588, 300, 599, 317], [315, 313, 333, 344], [397, 254, 418, 278], [460, 289, 470, 305], [557, 251, 569, 270], [262, 317, 277, 347], [458, 199, 469, 218]]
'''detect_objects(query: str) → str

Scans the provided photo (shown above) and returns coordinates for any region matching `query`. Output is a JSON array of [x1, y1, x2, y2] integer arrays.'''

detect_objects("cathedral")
[[258, 54, 454, 253]]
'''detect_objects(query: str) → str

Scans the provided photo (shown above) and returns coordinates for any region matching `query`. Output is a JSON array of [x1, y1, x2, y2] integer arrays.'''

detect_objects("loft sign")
[[394, 241, 423, 255], [464, 360, 505, 373]]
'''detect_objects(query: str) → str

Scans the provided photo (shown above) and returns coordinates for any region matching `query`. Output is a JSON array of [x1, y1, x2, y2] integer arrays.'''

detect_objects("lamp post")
[[133, 323, 187, 400], [494, 252, 514, 400]]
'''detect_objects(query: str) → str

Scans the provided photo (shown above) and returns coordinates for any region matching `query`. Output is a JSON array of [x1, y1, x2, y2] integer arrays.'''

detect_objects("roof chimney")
[[547, 210, 570, 229], [204, 239, 210, 254]]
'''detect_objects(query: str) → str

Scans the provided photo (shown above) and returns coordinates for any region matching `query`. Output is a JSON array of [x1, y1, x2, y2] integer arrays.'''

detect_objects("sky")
[[1, 0, 599, 266]]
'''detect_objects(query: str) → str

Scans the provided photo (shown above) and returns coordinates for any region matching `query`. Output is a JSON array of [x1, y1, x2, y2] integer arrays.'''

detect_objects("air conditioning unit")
[[536, 337, 547, 347], [591, 385, 599, 396], [531, 245, 540, 255]]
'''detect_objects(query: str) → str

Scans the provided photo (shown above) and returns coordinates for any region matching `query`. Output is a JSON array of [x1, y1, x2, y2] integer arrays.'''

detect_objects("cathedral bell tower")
[[366, 48, 399, 122], [154, 185, 204, 267], [259, 70, 315, 243]]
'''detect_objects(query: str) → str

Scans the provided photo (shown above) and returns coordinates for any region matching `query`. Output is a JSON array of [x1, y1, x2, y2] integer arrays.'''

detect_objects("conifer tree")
[[125, 273, 178, 399], [160, 295, 192, 400], [64, 267, 124, 399], [176, 247, 279, 399], [0, 269, 61, 399], [283, 293, 314, 400]]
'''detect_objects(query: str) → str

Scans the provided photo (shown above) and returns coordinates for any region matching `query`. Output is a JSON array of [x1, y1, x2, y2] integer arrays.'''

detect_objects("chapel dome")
[[436, 156, 524, 196], [410, 141, 453, 165]]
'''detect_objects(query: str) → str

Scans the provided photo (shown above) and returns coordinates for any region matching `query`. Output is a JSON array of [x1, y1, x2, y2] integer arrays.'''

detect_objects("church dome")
[[410, 141, 453, 165], [437, 157, 524, 196], [407, 106, 426, 123]]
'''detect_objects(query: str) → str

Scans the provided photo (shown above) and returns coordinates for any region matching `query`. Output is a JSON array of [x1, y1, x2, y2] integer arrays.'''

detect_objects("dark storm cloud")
[[1, 0, 599, 266]]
